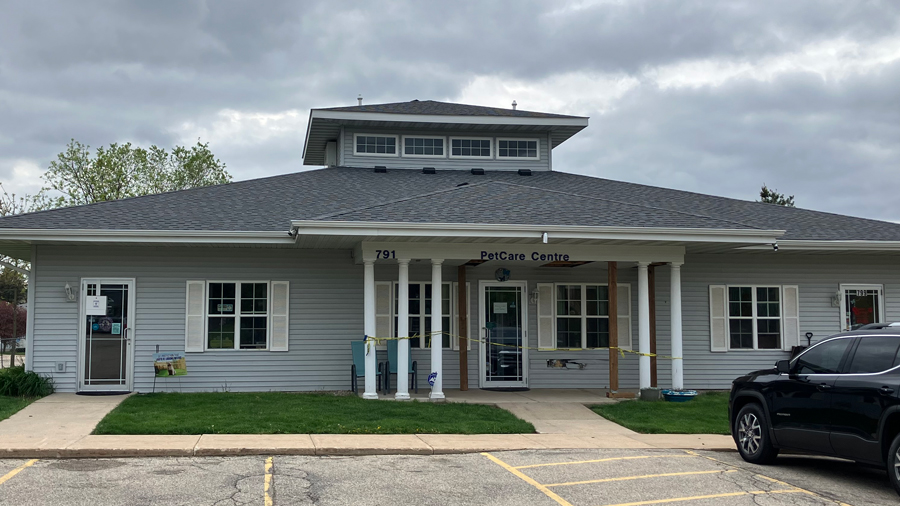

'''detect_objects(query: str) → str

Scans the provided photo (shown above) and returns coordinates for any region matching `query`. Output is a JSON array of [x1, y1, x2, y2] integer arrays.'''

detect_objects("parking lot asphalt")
[[0, 449, 894, 505]]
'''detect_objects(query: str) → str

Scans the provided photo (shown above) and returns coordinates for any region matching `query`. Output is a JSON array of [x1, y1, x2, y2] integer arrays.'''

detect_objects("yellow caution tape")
[[363, 331, 682, 360]]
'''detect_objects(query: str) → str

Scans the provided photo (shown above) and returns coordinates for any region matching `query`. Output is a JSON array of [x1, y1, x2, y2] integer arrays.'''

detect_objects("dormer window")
[[354, 134, 398, 156], [450, 137, 492, 158], [498, 139, 539, 160], [403, 136, 445, 157]]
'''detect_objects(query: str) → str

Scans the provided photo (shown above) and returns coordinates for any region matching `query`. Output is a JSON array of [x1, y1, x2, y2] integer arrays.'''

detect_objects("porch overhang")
[[289, 220, 785, 260]]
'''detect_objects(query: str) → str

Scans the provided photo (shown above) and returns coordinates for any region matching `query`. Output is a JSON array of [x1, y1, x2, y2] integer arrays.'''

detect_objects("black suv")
[[729, 329, 900, 494]]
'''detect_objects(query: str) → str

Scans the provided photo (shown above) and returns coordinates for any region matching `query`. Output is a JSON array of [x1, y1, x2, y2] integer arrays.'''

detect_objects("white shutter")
[[710, 285, 728, 352], [452, 282, 471, 351], [184, 281, 205, 352], [270, 281, 290, 352], [537, 283, 555, 350], [782, 285, 800, 351], [617, 284, 632, 350], [375, 282, 392, 346]]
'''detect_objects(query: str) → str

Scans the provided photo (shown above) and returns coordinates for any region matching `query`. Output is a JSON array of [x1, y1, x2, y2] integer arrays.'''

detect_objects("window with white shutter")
[[270, 281, 289, 352], [782, 285, 800, 351], [617, 284, 632, 350], [536, 283, 555, 350], [710, 285, 728, 352]]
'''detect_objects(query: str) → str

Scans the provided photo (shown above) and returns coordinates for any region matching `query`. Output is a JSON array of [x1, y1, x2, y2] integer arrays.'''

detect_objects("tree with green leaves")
[[758, 184, 795, 207], [38, 139, 231, 208]]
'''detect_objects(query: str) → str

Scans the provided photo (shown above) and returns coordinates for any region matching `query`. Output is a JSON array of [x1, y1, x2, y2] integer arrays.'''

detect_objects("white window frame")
[[726, 285, 783, 351], [839, 284, 885, 332], [553, 283, 611, 350], [205, 280, 271, 351], [353, 133, 399, 157], [448, 136, 493, 159], [392, 281, 453, 349], [496, 137, 540, 160], [400, 135, 447, 159]]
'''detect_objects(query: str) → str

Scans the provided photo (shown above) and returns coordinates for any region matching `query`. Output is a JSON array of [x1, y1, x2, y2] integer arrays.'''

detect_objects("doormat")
[[76, 391, 130, 396], [480, 387, 530, 392]]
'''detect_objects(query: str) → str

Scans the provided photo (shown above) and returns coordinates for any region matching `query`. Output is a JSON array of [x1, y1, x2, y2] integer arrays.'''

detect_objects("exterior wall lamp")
[[64, 283, 77, 303]]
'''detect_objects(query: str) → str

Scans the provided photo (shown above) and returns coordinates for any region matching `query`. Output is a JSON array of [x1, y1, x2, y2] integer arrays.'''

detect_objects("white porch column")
[[396, 259, 411, 400], [637, 261, 651, 390], [429, 259, 445, 400], [363, 260, 379, 399], [670, 262, 684, 390]]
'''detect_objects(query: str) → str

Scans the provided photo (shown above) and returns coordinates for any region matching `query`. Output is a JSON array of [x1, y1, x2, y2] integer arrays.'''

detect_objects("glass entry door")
[[480, 282, 527, 387], [841, 285, 883, 331], [80, 279, 135, 391]]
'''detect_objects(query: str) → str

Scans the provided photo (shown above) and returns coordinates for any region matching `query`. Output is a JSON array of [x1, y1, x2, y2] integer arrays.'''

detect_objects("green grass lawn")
[[0, 396, 37, 422], [93, 392, 536, 435], [592, 392, 730, 435]]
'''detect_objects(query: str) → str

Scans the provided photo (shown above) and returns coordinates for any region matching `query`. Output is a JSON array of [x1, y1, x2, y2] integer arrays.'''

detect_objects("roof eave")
[[738, 239, 900, 252], [290, 220, 784, 244], [0, 229, 294, 244]]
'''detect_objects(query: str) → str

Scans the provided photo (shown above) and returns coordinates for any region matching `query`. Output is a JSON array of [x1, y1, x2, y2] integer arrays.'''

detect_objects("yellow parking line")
[[544, 469, 736, 487], [514, 455, 695, 470], [264, 456, 274, 506], [601, 489, 804, 506], [0, 459, 38, 487], [483, 452, 575, 506], [684, 450, 854, 506]]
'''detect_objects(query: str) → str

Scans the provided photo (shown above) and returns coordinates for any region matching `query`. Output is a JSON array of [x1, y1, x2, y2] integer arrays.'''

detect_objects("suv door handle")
[[816, 383, 832, 392], [880, 386, 895, 396]]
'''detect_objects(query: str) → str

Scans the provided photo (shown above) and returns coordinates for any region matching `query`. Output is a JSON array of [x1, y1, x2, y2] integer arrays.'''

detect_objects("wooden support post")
[[458, 265, 468, 391], [607, 261, 619, 397], [649, 264, 658, 388]]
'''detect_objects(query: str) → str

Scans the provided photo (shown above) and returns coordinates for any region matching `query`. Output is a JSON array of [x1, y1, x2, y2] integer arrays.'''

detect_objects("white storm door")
[[479, 281, 528, 388], [79, 278, 136, 392]]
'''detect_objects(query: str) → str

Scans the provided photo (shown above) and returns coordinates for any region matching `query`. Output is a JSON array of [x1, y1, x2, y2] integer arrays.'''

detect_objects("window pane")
[[757, 319, 781, 349], [241, 283, 267, 315], [586, 285, 609, 316], [442, 316, 451, 348], [586, 318, 609, 348], [848, 337, 900, 373], [208, 283, 235, 315], [556, 285, 581, 315], [796, 338, 851, 374], [239, 316, 268, 349], [729, 319, 753, 349], [207, 317, 235, 349], [556, 318, 581, 348], [728, 286, 753, 317]]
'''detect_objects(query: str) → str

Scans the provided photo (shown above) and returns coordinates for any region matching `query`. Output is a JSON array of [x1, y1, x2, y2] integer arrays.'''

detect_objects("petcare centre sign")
[[480, 250, 571, 262]]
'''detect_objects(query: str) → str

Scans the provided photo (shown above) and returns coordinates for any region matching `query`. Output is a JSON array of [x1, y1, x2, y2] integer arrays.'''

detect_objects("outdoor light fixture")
[[831, 291, 842, 307], [542, 232, 548, 244], [530, 288, 540, 304], [64, 283, 76, 303]]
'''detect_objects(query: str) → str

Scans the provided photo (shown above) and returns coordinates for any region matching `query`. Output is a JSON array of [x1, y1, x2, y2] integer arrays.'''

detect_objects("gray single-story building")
[[1, 99, 898, 398]]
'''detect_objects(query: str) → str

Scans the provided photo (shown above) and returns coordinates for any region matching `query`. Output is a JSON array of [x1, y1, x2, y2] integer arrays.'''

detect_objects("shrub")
[[0, 366, 54, 397]]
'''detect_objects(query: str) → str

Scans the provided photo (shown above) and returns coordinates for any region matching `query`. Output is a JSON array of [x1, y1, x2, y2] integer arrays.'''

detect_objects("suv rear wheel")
[[735, 403, 779, 464], [887, 433, 900, 496]]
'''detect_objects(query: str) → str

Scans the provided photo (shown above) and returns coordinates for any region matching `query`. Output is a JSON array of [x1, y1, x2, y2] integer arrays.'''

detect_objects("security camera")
[[773, 243, 779, 252]]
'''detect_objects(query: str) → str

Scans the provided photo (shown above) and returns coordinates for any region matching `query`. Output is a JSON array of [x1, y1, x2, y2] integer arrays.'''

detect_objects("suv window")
[[848, 336, 900, 373], [795, 338, 852, 374]]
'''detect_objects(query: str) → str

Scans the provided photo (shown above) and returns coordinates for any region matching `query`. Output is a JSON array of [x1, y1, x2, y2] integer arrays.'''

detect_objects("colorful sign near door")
[[154, 352, 187, 377]]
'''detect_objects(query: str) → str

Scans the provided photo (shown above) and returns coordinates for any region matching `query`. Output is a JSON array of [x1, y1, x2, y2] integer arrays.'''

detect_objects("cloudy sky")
[[1, 0, 898, 221]]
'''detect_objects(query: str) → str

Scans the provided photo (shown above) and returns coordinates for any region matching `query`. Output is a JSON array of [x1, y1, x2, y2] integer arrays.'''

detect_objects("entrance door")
[[79, 279, 135, 392], [840, 285, 883, 331], [480, 282, 527, 388]]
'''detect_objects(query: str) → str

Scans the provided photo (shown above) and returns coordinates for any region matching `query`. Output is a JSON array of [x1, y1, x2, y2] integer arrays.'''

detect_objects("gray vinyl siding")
[[679, 253, 900, 389], [29, 243, 900, 393], [342, 128, 550, 172]]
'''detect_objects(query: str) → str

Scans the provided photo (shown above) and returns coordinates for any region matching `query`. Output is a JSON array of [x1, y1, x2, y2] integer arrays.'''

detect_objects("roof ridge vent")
[[422, 167, 435, 174], [374, 166, 387, 173], [518, 169, 532, 176], [471, 168, 485, 175]]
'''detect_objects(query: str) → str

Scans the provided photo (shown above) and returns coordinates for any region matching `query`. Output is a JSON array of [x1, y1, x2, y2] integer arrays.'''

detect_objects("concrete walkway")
[[0, 391, 734, 458]]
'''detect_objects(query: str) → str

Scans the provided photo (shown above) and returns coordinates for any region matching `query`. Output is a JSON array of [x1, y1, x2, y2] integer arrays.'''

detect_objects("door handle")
[[816, 383, 832, 392], [880, 386, 895, 396]]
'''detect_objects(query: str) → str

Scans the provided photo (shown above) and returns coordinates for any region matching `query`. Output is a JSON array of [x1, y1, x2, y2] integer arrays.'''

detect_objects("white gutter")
[[290, 220, 784, 244], [0, 229, 293, 244], [739, 240, 900, 252]]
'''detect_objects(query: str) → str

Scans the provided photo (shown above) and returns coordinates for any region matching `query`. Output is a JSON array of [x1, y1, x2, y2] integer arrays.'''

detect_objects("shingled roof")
[[318, 100, 583, 119], [0, 167, 898, 242]]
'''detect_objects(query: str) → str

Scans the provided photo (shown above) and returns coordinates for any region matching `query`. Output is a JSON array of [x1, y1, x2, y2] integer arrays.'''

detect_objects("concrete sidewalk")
[[0, 391, 734, 458], [0, 432, 735, 459]]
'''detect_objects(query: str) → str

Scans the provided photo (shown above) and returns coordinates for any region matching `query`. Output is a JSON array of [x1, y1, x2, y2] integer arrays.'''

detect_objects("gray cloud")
[[0, 0, 898, 220]]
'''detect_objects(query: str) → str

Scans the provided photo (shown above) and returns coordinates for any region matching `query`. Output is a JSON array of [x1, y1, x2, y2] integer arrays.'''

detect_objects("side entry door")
[[830, 336, 900, 464], [768, 337, 854, 454]]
